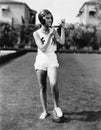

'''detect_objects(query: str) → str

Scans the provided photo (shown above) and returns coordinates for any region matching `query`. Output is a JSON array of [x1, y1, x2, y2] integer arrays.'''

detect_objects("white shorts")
[[34, 52, 59, 71]]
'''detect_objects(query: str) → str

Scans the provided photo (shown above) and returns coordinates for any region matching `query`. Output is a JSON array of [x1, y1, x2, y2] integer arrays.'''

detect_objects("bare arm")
[[54, 19, 65, 45]]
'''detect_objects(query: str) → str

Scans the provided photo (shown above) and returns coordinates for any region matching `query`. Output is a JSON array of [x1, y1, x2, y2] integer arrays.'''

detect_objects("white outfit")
[[34, 29, 59, 71]]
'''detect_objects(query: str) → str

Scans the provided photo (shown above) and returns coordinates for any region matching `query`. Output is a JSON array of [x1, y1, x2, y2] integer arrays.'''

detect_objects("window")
[[30, 13, 35, 24], [89, 11, 96, 17], [2, 5, 9, 11]]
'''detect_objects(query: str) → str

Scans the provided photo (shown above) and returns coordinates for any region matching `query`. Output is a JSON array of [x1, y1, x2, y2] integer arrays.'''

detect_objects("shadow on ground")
[[63, 110, 101, 123]]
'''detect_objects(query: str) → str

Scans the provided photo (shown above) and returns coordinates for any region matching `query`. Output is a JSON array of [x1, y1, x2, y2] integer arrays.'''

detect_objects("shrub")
[[0, 23, 18, 49], [64, 23, 98, 51]]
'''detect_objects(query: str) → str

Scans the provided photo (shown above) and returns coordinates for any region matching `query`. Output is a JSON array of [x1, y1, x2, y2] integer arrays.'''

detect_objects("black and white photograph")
[[1, 0, 101, 130]]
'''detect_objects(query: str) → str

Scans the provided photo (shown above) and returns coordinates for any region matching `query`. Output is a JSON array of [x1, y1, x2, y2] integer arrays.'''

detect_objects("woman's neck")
[[41, 26, 50, 34]]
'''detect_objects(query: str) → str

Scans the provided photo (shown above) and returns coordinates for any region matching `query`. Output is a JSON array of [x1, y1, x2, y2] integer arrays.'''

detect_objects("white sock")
[[55, 107, 63, 117], [39, 112, 48, 119]]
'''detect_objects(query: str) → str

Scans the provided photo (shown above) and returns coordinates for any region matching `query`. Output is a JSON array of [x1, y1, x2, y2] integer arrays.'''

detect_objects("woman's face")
[[43, 14, 53, 27]]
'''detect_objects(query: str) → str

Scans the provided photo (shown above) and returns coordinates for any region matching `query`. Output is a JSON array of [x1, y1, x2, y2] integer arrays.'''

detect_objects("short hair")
[[38, 9, 53, 25]]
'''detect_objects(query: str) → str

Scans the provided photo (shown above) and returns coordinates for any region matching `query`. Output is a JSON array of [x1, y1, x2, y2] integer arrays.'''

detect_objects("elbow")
[[39, 47, 46, 52], [61, 41, 65, 45], [60, 40, 65, 45], [60, 36, 65, 45], [41, 49, 46, 52]]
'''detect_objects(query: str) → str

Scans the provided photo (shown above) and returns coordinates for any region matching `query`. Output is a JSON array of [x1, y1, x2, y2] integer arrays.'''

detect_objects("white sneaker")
[[39, 112, 48, 119], [55, 107, 63, 117]]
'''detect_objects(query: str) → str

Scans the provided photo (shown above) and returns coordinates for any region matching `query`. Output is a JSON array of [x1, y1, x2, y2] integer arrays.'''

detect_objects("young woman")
[[33, 9, 65, 119]]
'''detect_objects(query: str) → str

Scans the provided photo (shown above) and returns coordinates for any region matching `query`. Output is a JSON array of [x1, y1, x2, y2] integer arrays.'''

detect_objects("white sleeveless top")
[[36, 29, 57, 54]]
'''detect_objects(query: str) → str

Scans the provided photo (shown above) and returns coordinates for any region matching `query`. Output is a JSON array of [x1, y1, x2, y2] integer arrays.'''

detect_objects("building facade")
[[0, 0, 37, 25], [77, 0, 101, 26]]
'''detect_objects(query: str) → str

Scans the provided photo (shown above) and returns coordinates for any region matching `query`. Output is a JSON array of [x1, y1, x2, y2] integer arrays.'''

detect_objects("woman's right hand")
[[49, 27, 56, 36]]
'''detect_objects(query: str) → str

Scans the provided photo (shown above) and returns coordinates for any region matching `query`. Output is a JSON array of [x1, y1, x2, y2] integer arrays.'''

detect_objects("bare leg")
[[36, 70, 48, 115], [47, 67, 59, 108], [47, 67, 63, 117]]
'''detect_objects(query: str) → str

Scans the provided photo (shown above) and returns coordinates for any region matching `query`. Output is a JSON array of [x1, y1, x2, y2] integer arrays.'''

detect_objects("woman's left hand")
[[60, 19, 65, 28]]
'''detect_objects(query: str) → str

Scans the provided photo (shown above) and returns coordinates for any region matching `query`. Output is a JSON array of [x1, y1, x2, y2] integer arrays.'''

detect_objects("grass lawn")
[[0, 52, 101, 130]]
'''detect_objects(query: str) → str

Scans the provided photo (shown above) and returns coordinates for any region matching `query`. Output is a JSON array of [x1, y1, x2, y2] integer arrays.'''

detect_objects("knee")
[[50, 82, 58, 91]]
